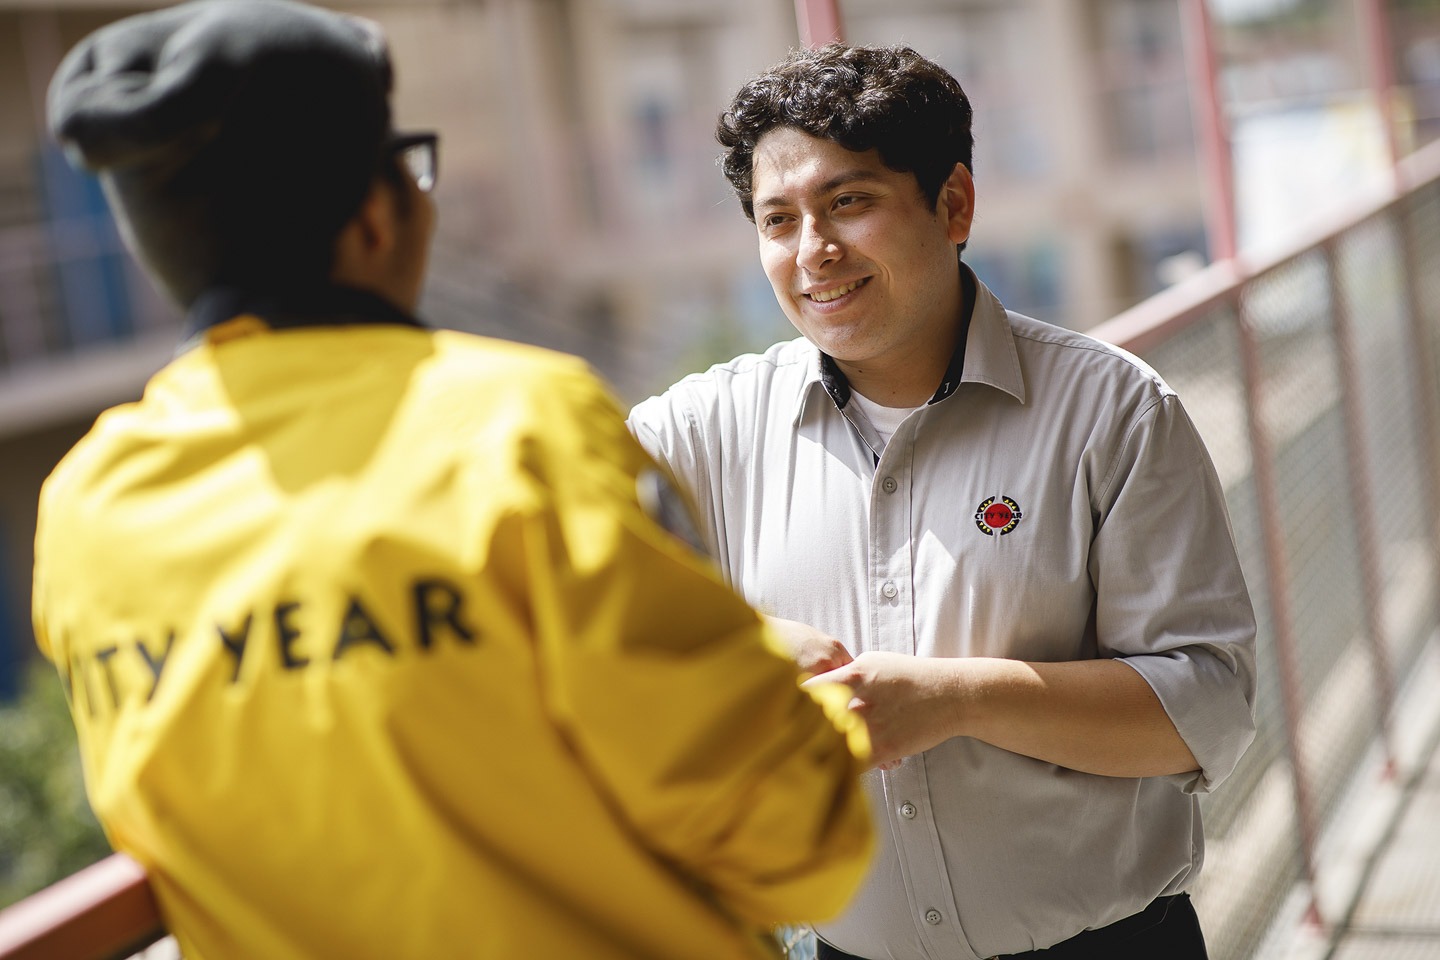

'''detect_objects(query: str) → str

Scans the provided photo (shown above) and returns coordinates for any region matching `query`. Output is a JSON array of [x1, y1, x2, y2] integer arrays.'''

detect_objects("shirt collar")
[[182, 283, 426, 347], [960, 267, 1026, 404], [793, 263, 1024, 424]]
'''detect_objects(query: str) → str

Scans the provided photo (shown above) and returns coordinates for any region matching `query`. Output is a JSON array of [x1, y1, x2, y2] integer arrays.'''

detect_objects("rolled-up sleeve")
[[1090, 394, 1258, 793]]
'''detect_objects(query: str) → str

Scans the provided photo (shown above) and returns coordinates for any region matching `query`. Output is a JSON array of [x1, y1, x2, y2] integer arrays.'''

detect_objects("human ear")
[[331, 179, 397, 282], [937, 163, 975, 246]]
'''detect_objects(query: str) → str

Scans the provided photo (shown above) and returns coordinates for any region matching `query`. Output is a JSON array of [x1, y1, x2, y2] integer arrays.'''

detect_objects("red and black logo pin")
[[974, 496, 1023, 536]]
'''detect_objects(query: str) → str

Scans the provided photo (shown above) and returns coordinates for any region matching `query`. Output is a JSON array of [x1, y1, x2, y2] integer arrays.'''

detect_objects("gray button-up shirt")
[[628, 272, 1257, 960]]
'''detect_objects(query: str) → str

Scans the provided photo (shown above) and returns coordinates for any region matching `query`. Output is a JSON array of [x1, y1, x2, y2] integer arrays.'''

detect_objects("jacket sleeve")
[[506, 367, 873, 926], [1090, 393, 1259, 794]]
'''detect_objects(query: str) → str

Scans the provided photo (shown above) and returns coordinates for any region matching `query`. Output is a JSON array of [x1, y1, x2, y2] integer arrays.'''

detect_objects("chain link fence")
[[1097, 148, 1440, 960]]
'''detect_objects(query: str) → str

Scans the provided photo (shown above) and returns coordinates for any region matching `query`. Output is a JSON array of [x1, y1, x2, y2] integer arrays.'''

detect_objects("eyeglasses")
[[387, 132, 439, 193]]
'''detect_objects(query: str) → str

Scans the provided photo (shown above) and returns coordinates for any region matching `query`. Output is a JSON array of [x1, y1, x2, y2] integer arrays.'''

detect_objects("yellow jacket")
[[33, 318, 871, 960]]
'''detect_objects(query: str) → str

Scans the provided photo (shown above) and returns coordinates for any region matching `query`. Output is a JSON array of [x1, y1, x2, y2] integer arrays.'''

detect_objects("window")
[[1097, 0, 1195, 162]]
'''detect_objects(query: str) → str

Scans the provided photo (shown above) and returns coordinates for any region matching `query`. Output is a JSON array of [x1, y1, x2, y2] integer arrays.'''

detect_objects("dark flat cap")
[[47, 0, 396, 305], [49, 0, 391, 170]]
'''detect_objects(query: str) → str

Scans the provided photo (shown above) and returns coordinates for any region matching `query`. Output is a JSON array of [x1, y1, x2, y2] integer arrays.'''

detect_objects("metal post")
[[1356, 0, 1402, 183], [793, 0, 844, 49], [1234, 296, 1325, 928], [1323, 237, 1397, 774], [1395, 188, 1440, 697], [1179, 0, 1238, 262]]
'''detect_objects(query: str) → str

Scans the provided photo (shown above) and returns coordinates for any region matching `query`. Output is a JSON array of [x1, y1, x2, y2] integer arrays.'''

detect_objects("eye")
[[760, 212, 793, 230]]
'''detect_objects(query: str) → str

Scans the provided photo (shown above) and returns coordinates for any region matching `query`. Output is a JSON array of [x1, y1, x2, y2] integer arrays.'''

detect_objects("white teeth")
[[808, 279, 864, 303]]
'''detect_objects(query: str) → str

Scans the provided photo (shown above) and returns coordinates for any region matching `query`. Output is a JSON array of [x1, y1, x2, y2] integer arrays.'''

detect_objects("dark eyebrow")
[[754, 169, 883, 211]]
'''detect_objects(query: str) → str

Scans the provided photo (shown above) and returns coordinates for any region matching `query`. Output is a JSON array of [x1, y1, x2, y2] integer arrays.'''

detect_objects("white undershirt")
[[847, 390, 923, 446]]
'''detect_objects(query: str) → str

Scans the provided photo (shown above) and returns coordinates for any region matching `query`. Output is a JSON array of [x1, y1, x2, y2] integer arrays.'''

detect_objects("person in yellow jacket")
[[32, 2, 872, 957]]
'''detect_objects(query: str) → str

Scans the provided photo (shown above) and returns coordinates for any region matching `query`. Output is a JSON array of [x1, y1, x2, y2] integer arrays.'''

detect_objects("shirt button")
[[899, 802, 917, 819], [882, 476, 898, 493], [925, 909, 943, 926], [881, 581, 898, 599]]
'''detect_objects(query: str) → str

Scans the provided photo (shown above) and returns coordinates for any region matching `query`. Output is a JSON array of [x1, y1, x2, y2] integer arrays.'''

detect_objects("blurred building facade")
[[2, 0, 1438, 694]]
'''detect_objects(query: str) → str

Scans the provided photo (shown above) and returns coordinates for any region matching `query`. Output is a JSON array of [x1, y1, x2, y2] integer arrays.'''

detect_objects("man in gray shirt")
[[628, 43, 1257, 960]]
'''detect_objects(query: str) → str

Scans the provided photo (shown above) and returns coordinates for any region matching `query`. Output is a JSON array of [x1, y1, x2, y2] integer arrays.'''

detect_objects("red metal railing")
[[0, 855, 163, 960], [1089, 135, 1440, 957]]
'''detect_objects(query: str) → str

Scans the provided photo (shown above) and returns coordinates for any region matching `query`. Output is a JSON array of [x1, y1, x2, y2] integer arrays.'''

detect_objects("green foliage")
[[0, 660, 112, 908]]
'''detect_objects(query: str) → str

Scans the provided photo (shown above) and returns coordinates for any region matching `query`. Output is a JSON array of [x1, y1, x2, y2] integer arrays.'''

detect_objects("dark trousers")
[[815, 893, 1208, 960]]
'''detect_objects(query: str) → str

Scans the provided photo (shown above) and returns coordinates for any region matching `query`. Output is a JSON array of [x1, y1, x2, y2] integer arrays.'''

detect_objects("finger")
[[801, 665, 846, 688]]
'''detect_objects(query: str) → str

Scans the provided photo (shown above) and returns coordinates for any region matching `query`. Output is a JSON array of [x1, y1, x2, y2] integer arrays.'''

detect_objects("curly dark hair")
[[717, 43, 974, 222]]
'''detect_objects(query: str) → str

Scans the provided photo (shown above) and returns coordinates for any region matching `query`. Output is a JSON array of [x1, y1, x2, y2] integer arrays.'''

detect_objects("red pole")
[[1235, 299, 1324, 929], [1324, 237, 1397, 774], [1356, 0, 1403, 185], [1179, 0, 1238, 262], [794, 0, 844, 49]]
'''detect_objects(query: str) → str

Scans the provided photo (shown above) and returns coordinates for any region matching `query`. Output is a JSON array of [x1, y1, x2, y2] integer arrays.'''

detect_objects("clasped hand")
[[804, 651, 965, 771], [763, 616, 968, 770]]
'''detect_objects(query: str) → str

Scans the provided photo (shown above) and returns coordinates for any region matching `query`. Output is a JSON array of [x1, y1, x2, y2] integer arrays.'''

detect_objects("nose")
[[796, 215, 841, 272]]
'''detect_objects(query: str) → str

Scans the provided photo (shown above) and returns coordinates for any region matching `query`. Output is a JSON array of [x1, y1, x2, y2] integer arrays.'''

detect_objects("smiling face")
[[751, 126, 975, 405]]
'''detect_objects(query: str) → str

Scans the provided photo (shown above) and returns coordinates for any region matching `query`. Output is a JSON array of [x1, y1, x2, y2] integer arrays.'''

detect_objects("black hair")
[[202, 55, 393, 296], [717, 43, 974, 223]]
